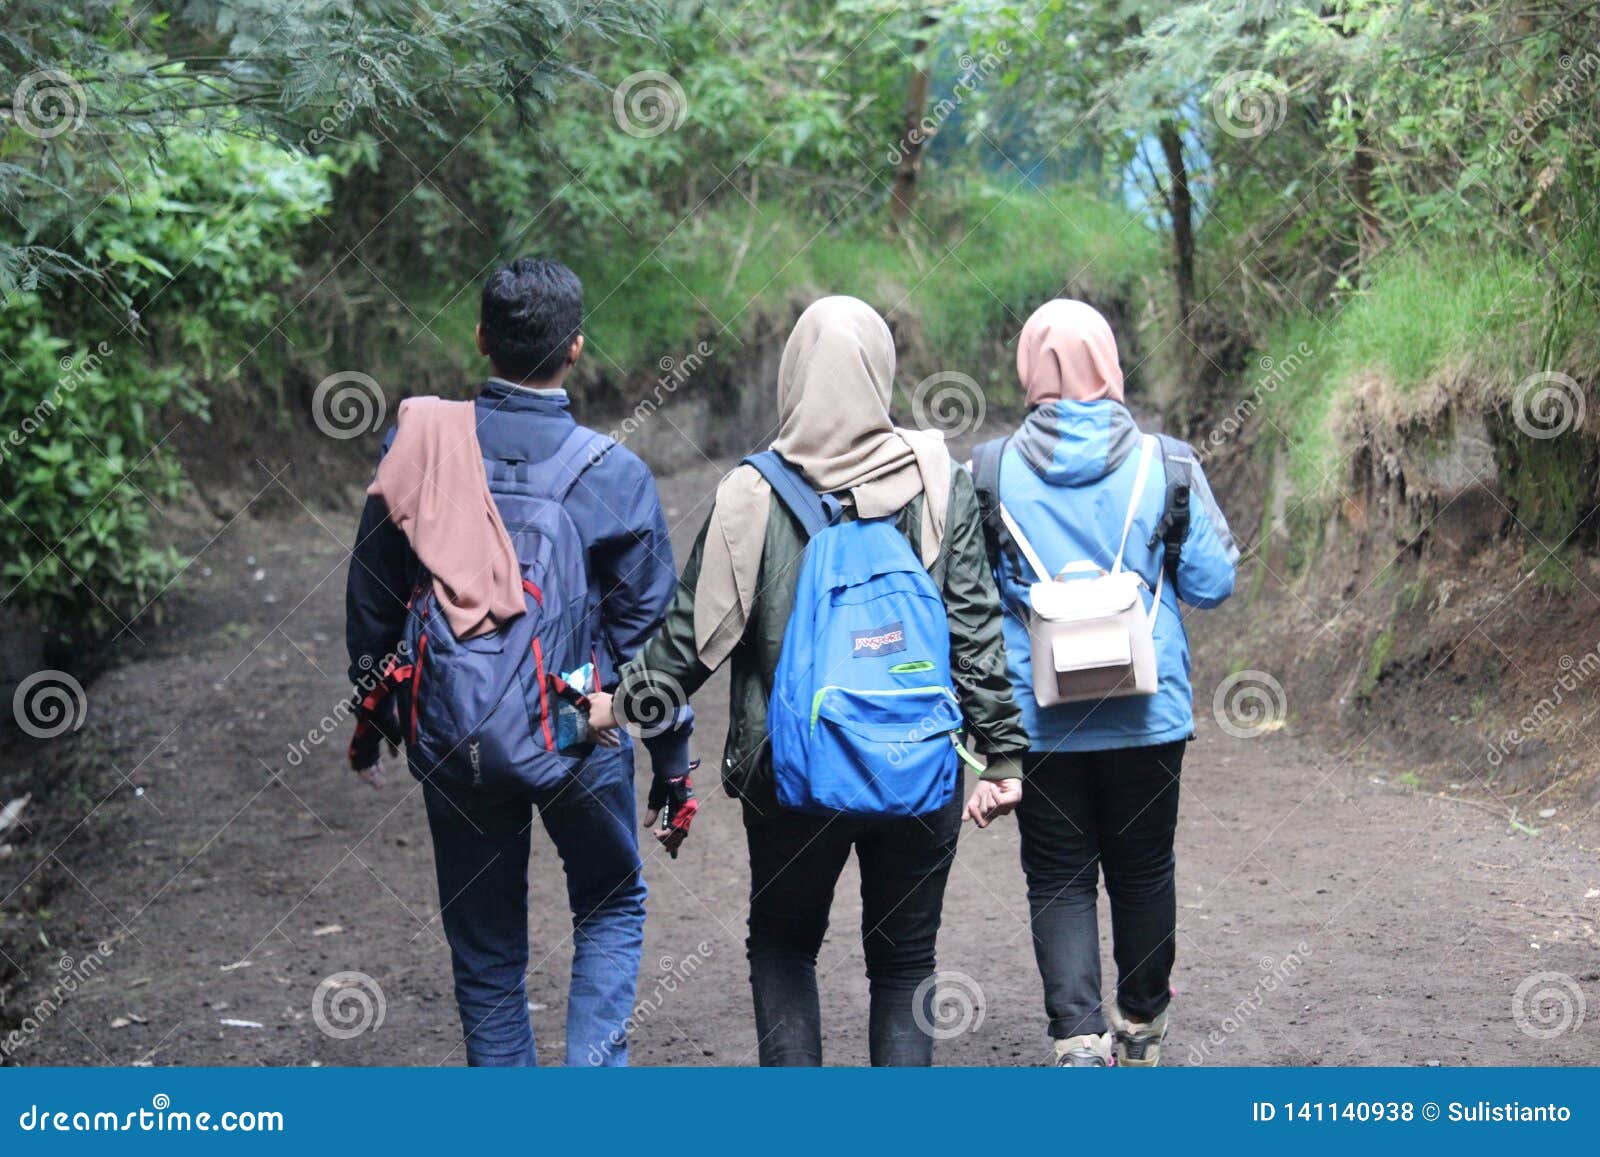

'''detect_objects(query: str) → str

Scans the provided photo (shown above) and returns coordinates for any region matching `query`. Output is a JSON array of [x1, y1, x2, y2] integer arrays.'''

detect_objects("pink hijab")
[[368, 397, 525, 640], [1016, 299, 1125, 405]]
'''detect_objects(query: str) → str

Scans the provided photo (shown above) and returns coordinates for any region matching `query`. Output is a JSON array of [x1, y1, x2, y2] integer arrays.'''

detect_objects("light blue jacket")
[[985, 400, 1239, 753]]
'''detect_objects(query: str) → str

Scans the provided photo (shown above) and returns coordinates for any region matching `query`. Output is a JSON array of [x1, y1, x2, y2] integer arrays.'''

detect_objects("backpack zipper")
[[410, 631, 427, 743], [808, 683, 956, 730], [531, 637, 555, 751]]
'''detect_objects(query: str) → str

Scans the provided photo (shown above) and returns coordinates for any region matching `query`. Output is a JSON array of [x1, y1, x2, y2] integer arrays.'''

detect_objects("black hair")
[[479, 257, 584, 382]]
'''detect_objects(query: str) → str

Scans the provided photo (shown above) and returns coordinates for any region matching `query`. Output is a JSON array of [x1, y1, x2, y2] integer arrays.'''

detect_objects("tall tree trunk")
[[1349, 121, 1381, 263], [1157, 118, 1195, 334], [889, 16, 938, 232]]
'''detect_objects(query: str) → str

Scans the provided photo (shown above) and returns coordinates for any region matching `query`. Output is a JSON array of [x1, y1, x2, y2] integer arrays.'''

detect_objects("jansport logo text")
[[852, 623, 906, 657]]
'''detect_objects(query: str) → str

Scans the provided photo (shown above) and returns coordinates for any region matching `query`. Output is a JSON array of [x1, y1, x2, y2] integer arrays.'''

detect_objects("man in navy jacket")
[[345, 258, 684, 1066]]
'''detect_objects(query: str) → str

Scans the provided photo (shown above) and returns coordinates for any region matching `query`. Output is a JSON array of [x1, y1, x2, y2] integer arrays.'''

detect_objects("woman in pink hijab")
[[970, 300, 1240, 1067], [1015, 298, 1126, 405]]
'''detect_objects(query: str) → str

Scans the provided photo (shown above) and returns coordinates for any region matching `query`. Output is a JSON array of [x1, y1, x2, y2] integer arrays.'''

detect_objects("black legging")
[[742, 790, 962, 1065], [1016, 741, 1184, 1039]]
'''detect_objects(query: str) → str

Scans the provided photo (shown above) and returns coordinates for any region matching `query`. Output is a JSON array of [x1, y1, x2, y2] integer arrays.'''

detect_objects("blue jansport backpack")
[[749, 451, 983, 817], [397, 425, 607, 794]]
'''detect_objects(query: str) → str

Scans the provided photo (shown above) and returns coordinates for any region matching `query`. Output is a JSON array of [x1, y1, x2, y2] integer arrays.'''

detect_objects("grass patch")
[[1245, 243, 1581, 559], [1358, 628, 1396, 702], [1327, 246, 1544, 395], [565, 185, 1159, 382]]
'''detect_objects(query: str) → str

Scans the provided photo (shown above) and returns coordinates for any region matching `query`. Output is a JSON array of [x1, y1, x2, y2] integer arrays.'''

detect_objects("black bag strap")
[[741, 450, 842, 539], [1147, 433, 1193, 592], [970, 435, 1013, 568]]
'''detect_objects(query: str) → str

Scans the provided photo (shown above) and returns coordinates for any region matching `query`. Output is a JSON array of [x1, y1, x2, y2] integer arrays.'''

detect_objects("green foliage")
[[0, 134, 333, 638], [8, 0, 1598, 643], [553, 184, 1157, 383], [0, 296, 190, 634], [0, 0, 656, 288]]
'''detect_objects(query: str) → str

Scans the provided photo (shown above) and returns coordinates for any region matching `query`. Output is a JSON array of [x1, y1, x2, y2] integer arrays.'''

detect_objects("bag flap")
[[1052, 622, 1133, 672], [1028, 572, 1144, 622]]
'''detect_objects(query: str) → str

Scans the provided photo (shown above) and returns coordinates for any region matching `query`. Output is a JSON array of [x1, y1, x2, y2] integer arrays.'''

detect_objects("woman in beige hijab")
[[592, 295, 1027, 1066]]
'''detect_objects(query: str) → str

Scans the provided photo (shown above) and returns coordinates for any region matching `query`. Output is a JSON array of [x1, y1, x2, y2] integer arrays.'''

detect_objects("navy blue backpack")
[[397, 427, 607, 792], [749, 451, 982, 817]]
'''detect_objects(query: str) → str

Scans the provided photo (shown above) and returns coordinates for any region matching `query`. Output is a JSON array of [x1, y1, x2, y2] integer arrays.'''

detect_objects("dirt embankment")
[[1193, 373, 1600, 821]]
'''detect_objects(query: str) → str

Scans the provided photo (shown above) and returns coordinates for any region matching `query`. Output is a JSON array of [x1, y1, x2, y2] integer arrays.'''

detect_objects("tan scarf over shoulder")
[[692, 296, 952, 668], [367, 396, 525, 641]]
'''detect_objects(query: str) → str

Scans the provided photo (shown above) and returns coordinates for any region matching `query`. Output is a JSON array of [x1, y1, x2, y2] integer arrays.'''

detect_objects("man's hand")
[[644, 762, 699, 858], [585, 690, 622, 747], [354, 761, 387, 790], [349, 696, 403, 774], [964, 777, 1022, 827]]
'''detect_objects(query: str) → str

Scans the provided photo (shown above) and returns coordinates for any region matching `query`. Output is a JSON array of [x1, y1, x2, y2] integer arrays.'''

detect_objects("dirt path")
[[5, 460, 1599, 1067]]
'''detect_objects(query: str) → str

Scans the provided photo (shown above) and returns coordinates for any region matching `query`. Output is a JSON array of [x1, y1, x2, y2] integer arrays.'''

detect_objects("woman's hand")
[[586, 691, 622, 747], [964, 777, 1022, 827]]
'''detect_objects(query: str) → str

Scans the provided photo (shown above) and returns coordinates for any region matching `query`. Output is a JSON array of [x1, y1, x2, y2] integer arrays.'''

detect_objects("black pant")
[[742, 790, 962, 1066], [1016, 741, 1184, 1039]]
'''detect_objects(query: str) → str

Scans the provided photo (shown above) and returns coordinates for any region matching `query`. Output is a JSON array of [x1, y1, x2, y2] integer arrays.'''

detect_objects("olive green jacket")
[[615, 463, 1027, 812]]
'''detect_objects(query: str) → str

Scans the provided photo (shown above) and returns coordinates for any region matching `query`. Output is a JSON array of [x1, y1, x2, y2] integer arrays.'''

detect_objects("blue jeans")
[[422, 744, 646, 1066]]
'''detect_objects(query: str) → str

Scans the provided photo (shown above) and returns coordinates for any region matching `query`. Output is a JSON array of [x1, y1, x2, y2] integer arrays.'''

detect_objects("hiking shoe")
[[1109, 1006, 1168, 1067], [1053, 1032, 1115, 1067]]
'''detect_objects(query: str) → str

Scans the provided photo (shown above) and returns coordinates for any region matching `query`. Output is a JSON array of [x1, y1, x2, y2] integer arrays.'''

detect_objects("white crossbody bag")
[[998, 435, 1163, 707]]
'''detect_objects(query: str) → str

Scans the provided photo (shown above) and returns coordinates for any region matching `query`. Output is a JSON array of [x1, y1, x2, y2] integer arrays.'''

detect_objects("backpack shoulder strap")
[[970, 436, 1012, 566], [526, 426, 613, 503], [1147, 433, 1193, 589], [742, 450, 841, 539]]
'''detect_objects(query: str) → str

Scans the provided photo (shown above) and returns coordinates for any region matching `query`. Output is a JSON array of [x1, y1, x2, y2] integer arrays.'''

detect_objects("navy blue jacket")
[[345, 379, 678, 743]]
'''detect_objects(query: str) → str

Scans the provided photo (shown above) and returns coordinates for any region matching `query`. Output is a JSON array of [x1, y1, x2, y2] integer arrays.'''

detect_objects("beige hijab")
[[1017, 299, 1125, 404], [692, 296, 952, 668]]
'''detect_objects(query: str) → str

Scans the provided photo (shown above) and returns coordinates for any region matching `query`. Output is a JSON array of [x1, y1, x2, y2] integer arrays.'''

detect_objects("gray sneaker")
[[1109, 1006, 1169, 1067], [1053, 1032, 1115, 1067]]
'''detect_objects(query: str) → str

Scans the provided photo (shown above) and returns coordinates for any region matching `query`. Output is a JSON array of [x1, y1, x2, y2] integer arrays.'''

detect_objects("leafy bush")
[[0, 297, 191, 635], [0, 135, 334, 640]]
